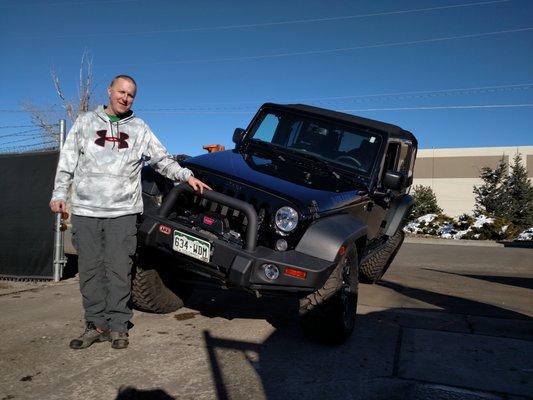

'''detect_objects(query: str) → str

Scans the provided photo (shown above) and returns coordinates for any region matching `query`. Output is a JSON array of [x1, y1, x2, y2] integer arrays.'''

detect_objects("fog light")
[[262, 263, 280, 280], [275, 239, 288, 251]]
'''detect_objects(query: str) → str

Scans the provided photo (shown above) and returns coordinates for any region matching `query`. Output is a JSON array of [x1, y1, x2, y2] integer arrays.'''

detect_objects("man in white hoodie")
[[50, 75, 210, 349]]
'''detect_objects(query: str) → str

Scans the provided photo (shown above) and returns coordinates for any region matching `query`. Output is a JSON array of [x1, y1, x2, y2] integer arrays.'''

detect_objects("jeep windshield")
[[247, 110, 382, 176]]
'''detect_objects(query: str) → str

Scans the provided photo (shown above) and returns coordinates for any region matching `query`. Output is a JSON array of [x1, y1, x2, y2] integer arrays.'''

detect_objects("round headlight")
[[275, 206, 298, 232]]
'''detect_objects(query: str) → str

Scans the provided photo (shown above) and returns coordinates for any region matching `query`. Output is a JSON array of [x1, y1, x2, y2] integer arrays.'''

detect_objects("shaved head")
[[109, 74, 137, 88]]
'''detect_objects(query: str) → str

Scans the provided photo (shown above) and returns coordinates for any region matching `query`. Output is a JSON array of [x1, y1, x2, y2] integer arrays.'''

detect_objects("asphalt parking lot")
[[0, 241, 532, 400]]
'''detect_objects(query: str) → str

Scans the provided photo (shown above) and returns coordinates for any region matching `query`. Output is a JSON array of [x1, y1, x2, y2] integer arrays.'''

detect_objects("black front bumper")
[[138, 184, 335, 294]]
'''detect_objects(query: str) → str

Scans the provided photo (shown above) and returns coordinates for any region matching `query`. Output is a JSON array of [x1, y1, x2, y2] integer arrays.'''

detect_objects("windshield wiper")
[[248, 140, 368, 191], [284, 149, 369, 192], [272, 146, 342, 179]]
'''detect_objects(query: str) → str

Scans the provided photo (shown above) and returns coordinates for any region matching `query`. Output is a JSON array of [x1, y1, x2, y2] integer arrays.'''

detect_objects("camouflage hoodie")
[[51, 105, 192, 217]]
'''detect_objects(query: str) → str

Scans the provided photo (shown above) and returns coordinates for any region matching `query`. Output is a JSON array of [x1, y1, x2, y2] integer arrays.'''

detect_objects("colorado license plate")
[[173, 230, 211, 263]]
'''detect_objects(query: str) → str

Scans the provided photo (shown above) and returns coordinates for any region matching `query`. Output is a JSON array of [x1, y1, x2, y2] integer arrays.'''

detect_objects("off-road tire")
[[132, 262, 189, 313], [299, 245, 358, 344], [359, 230, 404, 284]]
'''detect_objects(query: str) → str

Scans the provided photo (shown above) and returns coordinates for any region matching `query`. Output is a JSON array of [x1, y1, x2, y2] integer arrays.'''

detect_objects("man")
[[50, 75, 210, 350]]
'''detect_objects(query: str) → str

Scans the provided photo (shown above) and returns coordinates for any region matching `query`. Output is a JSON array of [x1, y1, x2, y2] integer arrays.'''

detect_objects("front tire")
[[359, 230, 404, 284], [131, 258, 192, 314], [299, 244, 358, 344]]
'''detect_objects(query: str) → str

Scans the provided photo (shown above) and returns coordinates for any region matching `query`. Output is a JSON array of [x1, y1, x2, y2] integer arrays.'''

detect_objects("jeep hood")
[[183, 150, 364, 214]]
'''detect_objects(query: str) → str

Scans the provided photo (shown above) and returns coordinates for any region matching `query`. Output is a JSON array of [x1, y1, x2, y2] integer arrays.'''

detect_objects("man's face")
[[106, 78, 136, 116]]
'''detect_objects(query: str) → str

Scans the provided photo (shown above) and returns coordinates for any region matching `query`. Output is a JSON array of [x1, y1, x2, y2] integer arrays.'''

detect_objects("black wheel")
[[299, 244, 358, 344], [131, 259, 192, 314], [359, 230, 404, 284]]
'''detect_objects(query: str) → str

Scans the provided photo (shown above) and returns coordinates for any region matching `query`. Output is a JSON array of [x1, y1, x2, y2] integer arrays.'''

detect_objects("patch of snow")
[[473, 215, 494, 228], [438, 222, 456, 239], [454, 229, 471, 240], [404, 214, 439, 234], [403, 221, 420, 234], [417, 213, 437, 223], [517, 227, 533, 241]]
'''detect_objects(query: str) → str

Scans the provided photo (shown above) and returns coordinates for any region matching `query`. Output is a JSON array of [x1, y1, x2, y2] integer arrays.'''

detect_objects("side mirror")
[[232, 128, 246, 145], [383, 171, 405, 191]]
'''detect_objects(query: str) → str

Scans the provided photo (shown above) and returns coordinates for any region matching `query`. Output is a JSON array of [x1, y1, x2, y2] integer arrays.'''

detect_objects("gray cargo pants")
[[71, 214, 137, 333]]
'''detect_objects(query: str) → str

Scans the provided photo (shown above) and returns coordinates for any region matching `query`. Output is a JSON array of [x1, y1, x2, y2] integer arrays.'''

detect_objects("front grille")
[[197, 182, 269, 232], [169, 179, 271, 246]]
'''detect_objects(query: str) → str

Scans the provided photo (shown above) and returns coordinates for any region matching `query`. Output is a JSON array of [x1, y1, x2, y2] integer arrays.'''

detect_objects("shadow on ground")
[[116, 386, 176, 399], [176, 279, 533, 400], [421, 268, 533, 291]]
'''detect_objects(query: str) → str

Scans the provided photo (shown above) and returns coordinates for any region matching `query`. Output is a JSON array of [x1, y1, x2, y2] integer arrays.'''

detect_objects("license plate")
[[173, 230, 211, 263]]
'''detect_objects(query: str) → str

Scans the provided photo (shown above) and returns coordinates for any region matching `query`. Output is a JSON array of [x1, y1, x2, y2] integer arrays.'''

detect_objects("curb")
[[498, 240, 533, 248], [404, 235, 504, 247]]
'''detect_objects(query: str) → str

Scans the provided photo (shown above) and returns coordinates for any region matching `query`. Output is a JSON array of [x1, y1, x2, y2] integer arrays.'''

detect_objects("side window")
[[398, 142, 412, 175], [253, 114, 280, 142], [383, 142, 400, 173]]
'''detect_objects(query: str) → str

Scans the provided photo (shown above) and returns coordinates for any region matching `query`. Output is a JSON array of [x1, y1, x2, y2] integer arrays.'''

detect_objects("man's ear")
[[107, 86, 112, 97]]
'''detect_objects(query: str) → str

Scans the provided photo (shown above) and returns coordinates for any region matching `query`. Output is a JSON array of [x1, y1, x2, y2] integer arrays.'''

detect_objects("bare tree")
[[22, 51, 94, 142]]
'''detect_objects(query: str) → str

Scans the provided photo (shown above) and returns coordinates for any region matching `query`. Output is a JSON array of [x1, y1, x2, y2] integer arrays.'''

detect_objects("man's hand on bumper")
[[187, 176, 212, 194]]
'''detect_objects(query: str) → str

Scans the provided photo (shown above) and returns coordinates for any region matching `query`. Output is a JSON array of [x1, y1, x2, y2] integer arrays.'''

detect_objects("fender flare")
[[383, 194, 413, 237], [296, 214, 367, 262]]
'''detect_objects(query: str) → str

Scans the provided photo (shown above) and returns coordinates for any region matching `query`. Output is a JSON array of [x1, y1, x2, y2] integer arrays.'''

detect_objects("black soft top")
[[260, 103, 418, 146]]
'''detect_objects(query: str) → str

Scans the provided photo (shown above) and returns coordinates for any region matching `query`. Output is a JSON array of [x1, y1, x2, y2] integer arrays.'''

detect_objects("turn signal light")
[[284, 267, 307, 280]]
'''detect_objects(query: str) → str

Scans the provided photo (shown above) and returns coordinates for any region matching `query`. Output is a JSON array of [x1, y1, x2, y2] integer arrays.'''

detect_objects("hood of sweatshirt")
[[94, 105, 135, 124]]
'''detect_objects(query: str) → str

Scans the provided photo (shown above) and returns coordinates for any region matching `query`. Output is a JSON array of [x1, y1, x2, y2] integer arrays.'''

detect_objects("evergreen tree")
[[503, 154, 533, 229], [409, 185, 442, 219], [473, 158, 508, 217]]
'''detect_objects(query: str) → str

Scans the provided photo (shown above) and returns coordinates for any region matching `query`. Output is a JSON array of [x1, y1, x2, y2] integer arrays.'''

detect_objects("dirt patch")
[[174, 312, 199, 321]]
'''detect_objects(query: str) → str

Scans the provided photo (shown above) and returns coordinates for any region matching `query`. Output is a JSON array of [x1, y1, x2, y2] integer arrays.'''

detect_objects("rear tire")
[[359, 230, 404, 284], [131, 260, 191, 314], [299, 244, 358, 344]]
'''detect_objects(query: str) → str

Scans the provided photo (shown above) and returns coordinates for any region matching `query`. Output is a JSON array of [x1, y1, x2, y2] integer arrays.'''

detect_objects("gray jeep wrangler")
[[134, 103, 417, 344]]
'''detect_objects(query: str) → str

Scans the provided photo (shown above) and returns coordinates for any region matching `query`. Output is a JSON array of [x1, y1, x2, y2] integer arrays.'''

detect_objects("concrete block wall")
[[412, 146, 533, 217]]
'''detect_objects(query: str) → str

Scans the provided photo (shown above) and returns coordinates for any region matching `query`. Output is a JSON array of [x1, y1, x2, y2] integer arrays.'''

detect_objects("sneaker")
[[110, 331, 129, 349], [69, 322, 110, 349]]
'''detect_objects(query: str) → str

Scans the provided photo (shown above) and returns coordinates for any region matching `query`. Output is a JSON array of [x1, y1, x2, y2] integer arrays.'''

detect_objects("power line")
[[12, 0, 511, 39], [278, 83, 533, 104], [0, 134, 52, 146], [338, 103, 533, 112], [2, 82, 532, 116], [0, 141, 57, 154], [139, 103, 533, 114], [0, 128, 43, 139], [0, 124, 36, 129], [0, 108, 60, 113], [102, 26, 533, 67], [136, 82, 533, 111], [4, 0, 137, 7]]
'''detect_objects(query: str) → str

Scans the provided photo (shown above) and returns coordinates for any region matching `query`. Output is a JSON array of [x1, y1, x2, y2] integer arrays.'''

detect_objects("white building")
[[412, 146, 533, 217]]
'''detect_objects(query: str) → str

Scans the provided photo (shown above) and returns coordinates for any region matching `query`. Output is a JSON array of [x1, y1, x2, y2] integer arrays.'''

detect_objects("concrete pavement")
[[0, 242, 532, 400]]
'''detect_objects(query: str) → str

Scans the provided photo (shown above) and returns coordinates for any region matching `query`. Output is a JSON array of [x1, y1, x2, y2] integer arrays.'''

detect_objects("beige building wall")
[[413, 146, 533, 217]]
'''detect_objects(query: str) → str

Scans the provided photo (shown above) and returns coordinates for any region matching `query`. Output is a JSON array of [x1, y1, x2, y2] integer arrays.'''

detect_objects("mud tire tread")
[[299, 245, 358, 344], [359, 230, 404, 284], [131, 263, 184, 314]]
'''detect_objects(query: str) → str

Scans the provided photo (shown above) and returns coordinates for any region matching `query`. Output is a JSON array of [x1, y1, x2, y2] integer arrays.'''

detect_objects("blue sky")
[[1, 0, 532, 156]]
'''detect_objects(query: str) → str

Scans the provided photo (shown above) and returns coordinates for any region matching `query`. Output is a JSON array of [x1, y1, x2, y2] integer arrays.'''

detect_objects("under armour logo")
[[94, 130, 129, 149]]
